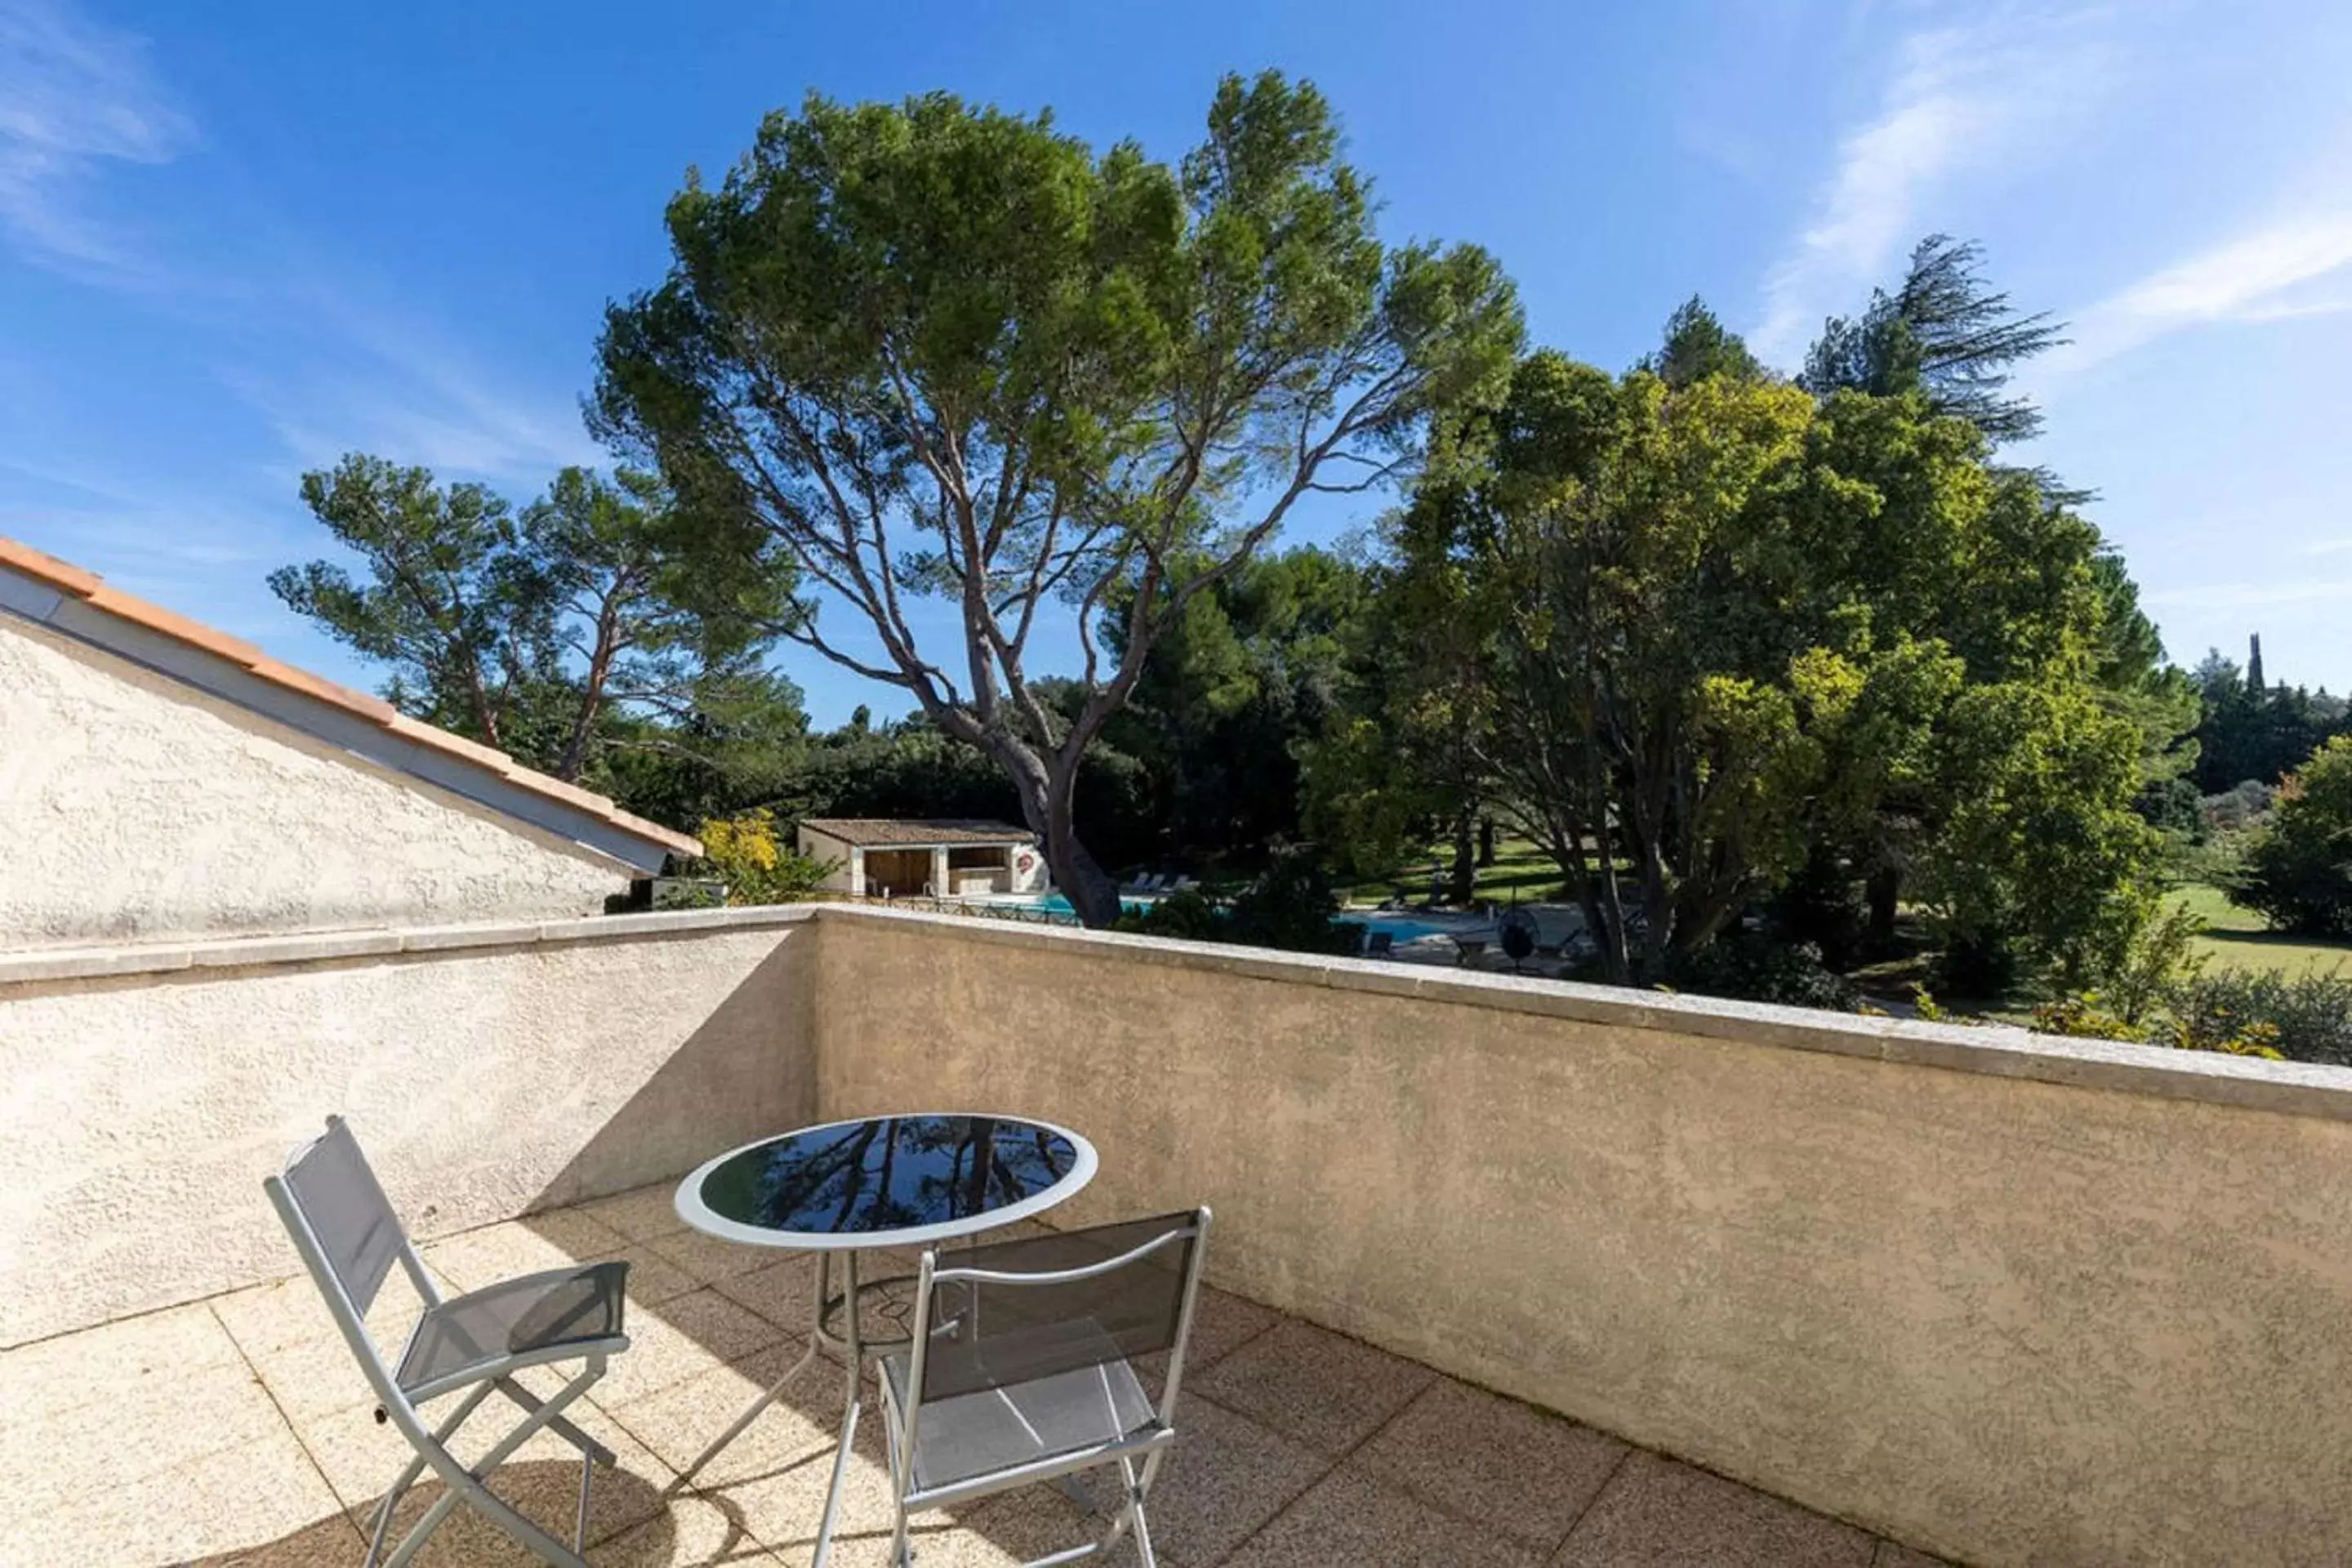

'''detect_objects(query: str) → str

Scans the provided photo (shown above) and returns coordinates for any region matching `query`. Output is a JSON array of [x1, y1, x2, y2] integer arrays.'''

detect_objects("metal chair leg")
[[1121, 1456, 1160, 1568], [382, 1365, 604, 1568], [364, 1382, 500, 1568]]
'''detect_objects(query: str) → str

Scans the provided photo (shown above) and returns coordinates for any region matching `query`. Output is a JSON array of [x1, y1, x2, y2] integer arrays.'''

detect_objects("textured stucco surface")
[[0, 616, 632, 947], [0, 921, 815, 1346], [815, 910, 2352, 1568]]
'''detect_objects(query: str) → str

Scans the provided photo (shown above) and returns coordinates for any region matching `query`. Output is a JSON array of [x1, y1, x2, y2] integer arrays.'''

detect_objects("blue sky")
[[4, 0, 2348, 726]]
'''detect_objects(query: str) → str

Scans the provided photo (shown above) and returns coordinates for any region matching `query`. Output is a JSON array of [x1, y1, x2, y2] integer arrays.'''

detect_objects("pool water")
[[984, 891, 1451, 944], [1360, 915, 1453, 943]]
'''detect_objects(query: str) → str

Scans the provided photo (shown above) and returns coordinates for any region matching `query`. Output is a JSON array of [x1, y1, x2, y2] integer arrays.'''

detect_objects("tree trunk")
[[1447, 813, 1477, 905], [1866, 862, 1901, 951], [1042, 757, 1122, 929], [1477, 817, 1498, 866]]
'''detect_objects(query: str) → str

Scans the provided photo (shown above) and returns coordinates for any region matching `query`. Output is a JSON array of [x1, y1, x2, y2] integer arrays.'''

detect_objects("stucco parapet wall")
[[810, 902, 2352, 1125], [0, 903, 820, 986]]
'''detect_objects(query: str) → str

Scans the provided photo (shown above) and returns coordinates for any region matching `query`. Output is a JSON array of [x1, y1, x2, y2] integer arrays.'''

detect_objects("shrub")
[[1662, 937, 1860, 1012], [1116, 888, 1223, 942], [2236, 737, 2352, 937], [1935, 931, 2021, 999], [693, 808, 836, 905], [1226, 854, 1361, 956], [2202, 779, 2276, 834], [2167, 969, 2352, 1067], [1111, 861, 1364, 956]]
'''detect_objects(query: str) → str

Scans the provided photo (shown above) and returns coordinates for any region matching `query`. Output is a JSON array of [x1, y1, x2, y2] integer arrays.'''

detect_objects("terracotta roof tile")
[[0, 537, 102, 598], [266, 661, 402, 725], [800, 817, 1035, 847], [0, 533, 701, 861], [85, 586, 272, 668]]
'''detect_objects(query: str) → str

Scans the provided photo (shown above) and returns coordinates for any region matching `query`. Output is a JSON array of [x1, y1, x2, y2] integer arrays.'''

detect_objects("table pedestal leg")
[[810, 1249, 865, 1568], [676, 1251, 841, 1486]]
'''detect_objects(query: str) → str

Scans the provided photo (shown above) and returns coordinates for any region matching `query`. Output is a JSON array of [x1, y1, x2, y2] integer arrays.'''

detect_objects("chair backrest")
[[909, 1209, 1211, 1416], [264, 1115, 413, 1319]]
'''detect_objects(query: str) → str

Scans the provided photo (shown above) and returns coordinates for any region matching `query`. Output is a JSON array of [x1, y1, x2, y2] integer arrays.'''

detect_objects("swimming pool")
[[1359, 915, 1454, 943], [969, 892, 1455, 944]]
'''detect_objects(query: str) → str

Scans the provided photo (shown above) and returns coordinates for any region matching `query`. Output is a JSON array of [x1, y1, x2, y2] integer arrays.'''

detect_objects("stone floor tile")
[[579, 1183, 696, 1243], [1137, 1284, 1281, 1394], [4, 1348, 288, 1517], [8, 1421, 347, 1568], [596, 1490, 791, 1566], [919, 1485, 1157, 1567], [1188, 1319, 1437, 1454], [295, 1386, 676, 1545], [1178, 1285, 1282, 1371], [0, 1299, 243, 1426], [1552, 1451, 1877, 1568], [712, 1254, 822, 1334], [326, 1416, 683, 1564], [686, 1396, 910, 1564], [1135, 1392, 1330, 1564], [1871, 1543, 1953, 1567], [648, 1226, 792, 1286], [1353, 1378, 1630, 1551], [617, 1242, 707, 1309], [1220, 1465, 1546, 1568], [418, 1209, 630, 1292], [590, 1287, 791, 1410], [230, 1313, 403, 1423], [599, 1339, 843, 1483]]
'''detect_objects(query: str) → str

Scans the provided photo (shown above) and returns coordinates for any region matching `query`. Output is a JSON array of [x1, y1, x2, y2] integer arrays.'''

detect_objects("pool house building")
[[795, 817, 1049, 899]]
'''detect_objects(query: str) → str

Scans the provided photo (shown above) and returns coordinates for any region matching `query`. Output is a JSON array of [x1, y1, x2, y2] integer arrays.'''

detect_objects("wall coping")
[[817, 902, 2352, 1126], [0, 903, 819, 985], [6, 898, 2346, 1125]]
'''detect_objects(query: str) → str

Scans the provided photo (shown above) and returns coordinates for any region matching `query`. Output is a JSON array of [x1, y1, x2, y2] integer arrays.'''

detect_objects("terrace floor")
[[0, 1187, 1949, 1568]]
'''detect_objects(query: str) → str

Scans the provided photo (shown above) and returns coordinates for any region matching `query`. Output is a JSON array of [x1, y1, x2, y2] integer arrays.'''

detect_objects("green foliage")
[[1638, 296, 1763, 388], [1917, 681, 2160, 985], [2167, 968, 2352, 1066], [693, 808, 836, 905], [1661, 936, 1859, 1011], [1801, 234, 2065, 447], [269, 456, 804, 821], [1116, 888, 1223, 942], [595, 73, 1521, 925], [1110, 856, 1361, 955], [1226, 853, 1361, 955], [270, 456, 551, 755], [1356, 325, 2166, 991], [1102, 546, 1368, 866], [2189, 644, 2350, 795], [2238, 736, 2352, 936]]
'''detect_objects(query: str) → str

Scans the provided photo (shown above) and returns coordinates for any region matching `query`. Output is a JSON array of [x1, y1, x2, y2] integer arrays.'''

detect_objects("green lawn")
[[2169, 882, 2351, 978], [1332, 837, 1575, 907]]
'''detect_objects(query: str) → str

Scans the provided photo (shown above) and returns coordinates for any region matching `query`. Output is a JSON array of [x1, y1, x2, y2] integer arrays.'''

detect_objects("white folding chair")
[[263, 1116, 632, 1568], [879, 1209, 1211, 1566]]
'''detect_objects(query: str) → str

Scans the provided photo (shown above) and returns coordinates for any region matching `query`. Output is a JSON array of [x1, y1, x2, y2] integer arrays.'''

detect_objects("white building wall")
[[795, 826, 859, 894], [0, 617, 630, 950]]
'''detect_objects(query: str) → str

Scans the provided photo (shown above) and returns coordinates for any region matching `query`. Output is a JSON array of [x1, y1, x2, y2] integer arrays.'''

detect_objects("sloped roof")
[[0, 535, 700, 865], [800, 817, 1034, 847]]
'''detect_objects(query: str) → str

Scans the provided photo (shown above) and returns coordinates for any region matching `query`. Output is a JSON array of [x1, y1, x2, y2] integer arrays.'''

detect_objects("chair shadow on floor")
[[178, 1459, 764, 1568]]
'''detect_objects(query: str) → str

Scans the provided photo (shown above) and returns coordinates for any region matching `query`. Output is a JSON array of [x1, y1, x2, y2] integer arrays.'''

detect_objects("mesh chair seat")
[[882, 1318, 1157, 1494], [396, 1262, 630, 1397]]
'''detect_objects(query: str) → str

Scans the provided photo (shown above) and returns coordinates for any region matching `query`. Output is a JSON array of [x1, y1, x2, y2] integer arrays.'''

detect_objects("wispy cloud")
[[2, 0, 598, 488], [1750, 7, 2116, 365], [2051, 209, 2352, 375], [0, 0, 191, 278], [2308, 537, 2352, 558]]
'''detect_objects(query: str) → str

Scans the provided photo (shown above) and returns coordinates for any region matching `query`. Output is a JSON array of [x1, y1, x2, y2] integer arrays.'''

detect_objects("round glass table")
[[671, 1112, 1098, 1565]]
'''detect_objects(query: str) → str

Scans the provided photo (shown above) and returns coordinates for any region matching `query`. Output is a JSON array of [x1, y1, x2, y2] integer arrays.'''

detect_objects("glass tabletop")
[[674, 1112, 1098, 1250]]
